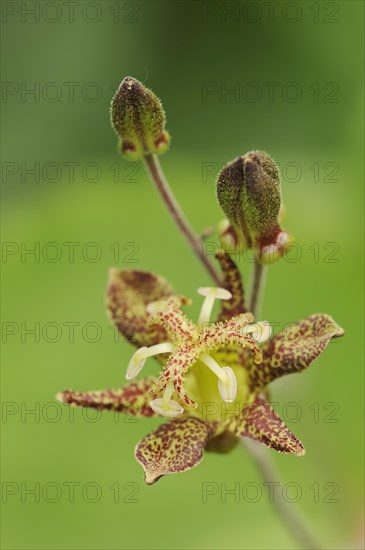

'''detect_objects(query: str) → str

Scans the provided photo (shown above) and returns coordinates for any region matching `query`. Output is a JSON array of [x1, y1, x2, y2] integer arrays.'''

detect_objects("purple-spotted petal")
[[227, 396, 304, 455], [56, 376, 158, 417], [247, 314, 344, 392], [215, 250, 247, 321], [107, 268, 175, 353], [135, 417, 215, 484]]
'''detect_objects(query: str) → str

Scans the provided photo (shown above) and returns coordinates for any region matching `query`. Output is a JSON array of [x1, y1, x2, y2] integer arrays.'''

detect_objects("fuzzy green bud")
[[111, 76, 170, 160], [216, 151, 290, 263]]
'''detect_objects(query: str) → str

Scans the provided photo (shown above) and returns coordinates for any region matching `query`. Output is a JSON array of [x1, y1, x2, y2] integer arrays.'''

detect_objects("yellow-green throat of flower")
[[125, 287, 271, 421]]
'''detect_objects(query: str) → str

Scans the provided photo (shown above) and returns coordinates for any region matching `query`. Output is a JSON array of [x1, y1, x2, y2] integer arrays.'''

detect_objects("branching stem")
[[143, 154, 221, 285]]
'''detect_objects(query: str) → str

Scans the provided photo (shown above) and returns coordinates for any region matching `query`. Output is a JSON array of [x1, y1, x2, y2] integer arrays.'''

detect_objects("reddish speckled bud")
[[111, 76, 170, 160], [216, 151, 290, 263]]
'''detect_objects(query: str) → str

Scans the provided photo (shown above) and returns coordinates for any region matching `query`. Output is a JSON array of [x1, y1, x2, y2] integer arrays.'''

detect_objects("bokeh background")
[[2, 1, 364, 548]]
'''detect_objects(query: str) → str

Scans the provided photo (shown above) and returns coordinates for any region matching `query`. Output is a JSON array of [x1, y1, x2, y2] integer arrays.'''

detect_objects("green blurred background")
[[1, 1, 364, 548]]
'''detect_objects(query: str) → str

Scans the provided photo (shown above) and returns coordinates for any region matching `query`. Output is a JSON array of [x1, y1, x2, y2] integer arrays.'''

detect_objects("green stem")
[[249, 260, 266, 319], [246, 263, 323, 548], [242, 439, 323, 549], [143, 154, 221, 285]]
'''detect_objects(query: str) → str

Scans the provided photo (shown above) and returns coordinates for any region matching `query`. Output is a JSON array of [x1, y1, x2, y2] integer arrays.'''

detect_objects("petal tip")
[[144, 472, 161, 485], [134, 417, 210, 485], [134, 443, 163, 485], [55, 391, 66, 403], [108, 267, 120, 282]]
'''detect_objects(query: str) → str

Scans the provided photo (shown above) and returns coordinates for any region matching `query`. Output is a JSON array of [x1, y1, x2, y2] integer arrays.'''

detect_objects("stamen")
[[199, 353, 227, 383], [150, 384, 184, 417], [162, 383, 174, 406], [197, 287, 232, 325], [126, 347, 147, 380], [199, 354, 238, 402], [244, 321, 272, 343], [126, 343, 175, 380], [199, 353, 237, 403], [218, 367, 237, 403]]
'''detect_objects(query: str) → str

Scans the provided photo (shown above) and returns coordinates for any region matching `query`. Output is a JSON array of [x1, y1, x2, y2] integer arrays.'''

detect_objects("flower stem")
[[247, 263, 322, 548], [249, 260, 266, 319], [143, 153, 221, 285], [242, 439, 323, 549]]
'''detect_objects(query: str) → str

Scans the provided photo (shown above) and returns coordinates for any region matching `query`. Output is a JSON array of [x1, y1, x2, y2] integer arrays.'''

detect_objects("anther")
[[126, 343, 175, 380], [199, 353, 237, 403], [150, 384, 184, 417], [244, 321, 272, 343], [197, 287, 232, 325]]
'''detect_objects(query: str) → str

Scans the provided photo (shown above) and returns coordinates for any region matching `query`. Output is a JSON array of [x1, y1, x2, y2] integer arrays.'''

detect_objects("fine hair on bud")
[[111, 76, 170, 161], [216, 150, 290, 263]]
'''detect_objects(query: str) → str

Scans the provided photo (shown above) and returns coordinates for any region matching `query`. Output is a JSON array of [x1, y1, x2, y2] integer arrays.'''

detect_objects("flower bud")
[[216, 151, 290, 263], [111, 76, 170, 160]]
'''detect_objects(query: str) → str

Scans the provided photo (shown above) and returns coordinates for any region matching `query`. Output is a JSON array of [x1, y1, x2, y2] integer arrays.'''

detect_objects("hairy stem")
[[143, 154, 221, 285], [249, 260, 266, 319], [243, 439, 323, 549]]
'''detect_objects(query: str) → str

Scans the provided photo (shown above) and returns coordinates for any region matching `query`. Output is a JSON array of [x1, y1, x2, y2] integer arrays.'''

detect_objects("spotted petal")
[[215, 250, 246, 321], [107, 268, 175, 353], [247, 314, 345, 392], [135, 417, 215, 484], [227, 396, 304, 455], [56, 376, 158, 417]]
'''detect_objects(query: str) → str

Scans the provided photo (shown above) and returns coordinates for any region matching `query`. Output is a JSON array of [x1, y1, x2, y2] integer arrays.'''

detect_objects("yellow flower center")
[[125, 287, 271, 422]]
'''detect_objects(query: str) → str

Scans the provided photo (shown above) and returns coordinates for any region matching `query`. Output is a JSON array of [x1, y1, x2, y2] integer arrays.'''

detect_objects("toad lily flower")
[[57, 251, 344, 485]]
